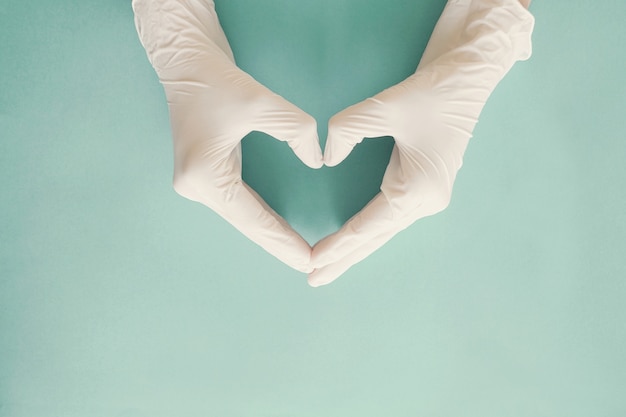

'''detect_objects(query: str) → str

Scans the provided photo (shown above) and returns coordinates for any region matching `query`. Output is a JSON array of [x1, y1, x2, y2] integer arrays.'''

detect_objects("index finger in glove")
[[250, 92, 324, 169], [173, 156, 313, 273], [219, 181, 314, 273]]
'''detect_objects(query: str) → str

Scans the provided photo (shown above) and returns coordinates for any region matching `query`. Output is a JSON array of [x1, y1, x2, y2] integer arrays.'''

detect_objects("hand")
[[309, 0, 535, 286], [132, 0, 323, 272]]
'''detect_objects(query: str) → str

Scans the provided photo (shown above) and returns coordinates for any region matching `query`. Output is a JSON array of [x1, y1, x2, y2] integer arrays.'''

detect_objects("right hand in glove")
[[309, 0, 535, 286], [132, 0, 323, 273]]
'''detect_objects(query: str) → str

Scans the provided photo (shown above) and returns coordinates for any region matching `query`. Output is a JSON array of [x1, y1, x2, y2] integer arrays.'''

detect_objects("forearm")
[[418, 0, 534, 71], [132, 0, 235, 80]]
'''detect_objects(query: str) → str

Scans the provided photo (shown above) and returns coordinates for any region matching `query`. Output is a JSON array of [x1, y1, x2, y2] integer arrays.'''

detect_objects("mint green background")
[[1, 1, 625, 416]]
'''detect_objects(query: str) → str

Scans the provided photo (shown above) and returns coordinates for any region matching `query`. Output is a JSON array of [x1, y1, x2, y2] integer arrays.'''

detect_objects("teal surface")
[[1, 1, 626, 416]]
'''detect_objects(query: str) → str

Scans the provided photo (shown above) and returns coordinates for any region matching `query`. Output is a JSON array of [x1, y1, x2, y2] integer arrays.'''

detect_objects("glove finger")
[[324, 98, 390, 167], [217, 181, 314, 273], [179, 164, 313, 273], [254, 97, 323, 169]]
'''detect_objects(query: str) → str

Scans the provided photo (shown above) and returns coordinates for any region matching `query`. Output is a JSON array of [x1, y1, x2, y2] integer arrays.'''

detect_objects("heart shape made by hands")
[[222, 0, 438, 244], [217, 0, 534, 287], [141, 0, 534, 285], [132, 0, 444, 284]]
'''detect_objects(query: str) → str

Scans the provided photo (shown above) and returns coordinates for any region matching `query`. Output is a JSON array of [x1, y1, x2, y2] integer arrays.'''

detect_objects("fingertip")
[[311, 147, 324, 169], [307, 268, 341, 287], [295, 120, 324, 169], [323, 157, 344, 168], [307, 275, 321, 287], [324, 111, 357, 167], [322, 148, 337, 167], [290, 138, 322, 169], [299, 147, 323, 169], [307, 271, 325, 288], [322, 135, 351, 167]]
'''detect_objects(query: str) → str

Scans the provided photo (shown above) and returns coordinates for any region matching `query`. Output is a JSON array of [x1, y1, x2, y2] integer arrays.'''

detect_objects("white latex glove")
[[309, 0, 535, 286], [132, 0, 323, 273]]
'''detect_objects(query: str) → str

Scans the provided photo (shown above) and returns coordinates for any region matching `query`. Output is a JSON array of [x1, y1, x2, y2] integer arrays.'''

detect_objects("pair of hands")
[[132, 0, 534, 286]]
